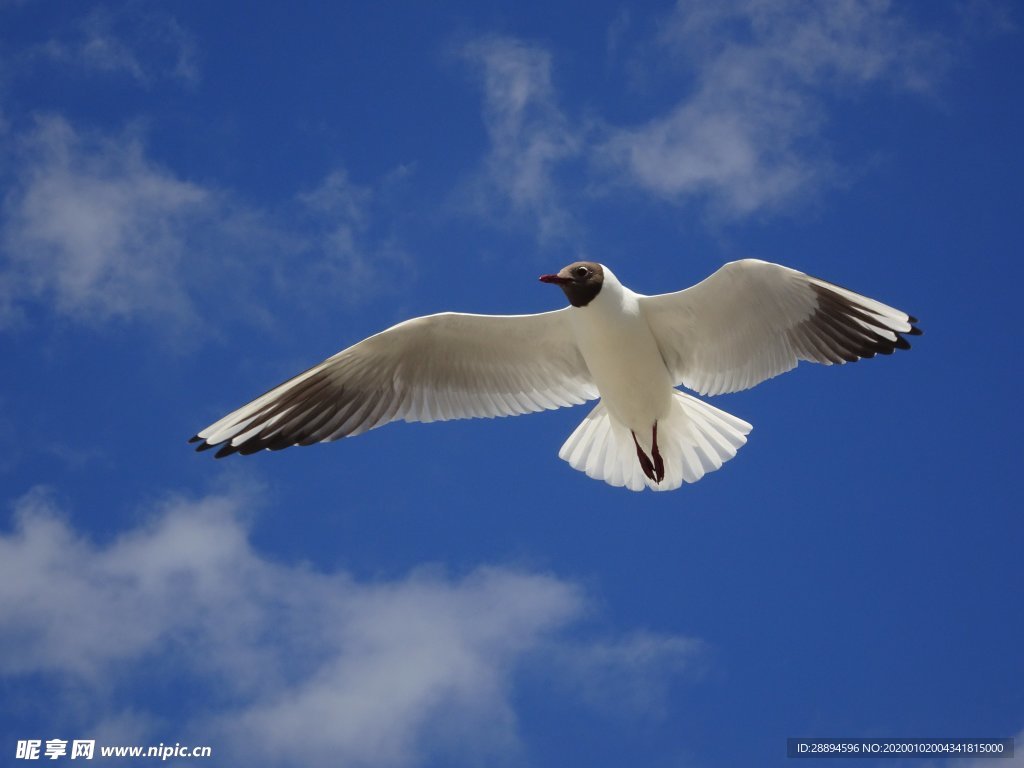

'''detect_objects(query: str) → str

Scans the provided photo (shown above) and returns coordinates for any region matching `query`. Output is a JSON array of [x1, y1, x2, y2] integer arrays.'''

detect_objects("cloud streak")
[[0, 116, 209, 328], [597, 0, 945, 216], [0, 488, 701, 766], [458, 1, 945, 223], [0, 117, 408, 335], [33, 6, 199, 86], [462, 37, 582, 242]]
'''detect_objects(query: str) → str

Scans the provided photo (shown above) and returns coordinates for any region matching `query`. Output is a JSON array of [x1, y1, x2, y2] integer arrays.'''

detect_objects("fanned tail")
[[558, 391, 752, 492]]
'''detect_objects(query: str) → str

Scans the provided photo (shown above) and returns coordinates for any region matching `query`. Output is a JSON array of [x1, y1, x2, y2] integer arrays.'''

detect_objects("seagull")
[[191, 259, 920, 491]]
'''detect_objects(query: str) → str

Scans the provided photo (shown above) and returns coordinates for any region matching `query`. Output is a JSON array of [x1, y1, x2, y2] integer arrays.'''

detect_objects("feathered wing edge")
[[643, 260, 922, 397], [190, 310, 598, 457]]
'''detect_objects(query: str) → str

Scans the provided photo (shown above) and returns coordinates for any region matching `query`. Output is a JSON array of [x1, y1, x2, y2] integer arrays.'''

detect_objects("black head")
[[539, 262, 605, 307]]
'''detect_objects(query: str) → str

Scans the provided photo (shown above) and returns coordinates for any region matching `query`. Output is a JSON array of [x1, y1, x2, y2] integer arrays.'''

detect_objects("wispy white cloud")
[[606, 8, 633, 58], [552, 630, 705, 717], [458, 2, 945, 226], [294, 169, 413, 309], [462, 37, 582, 242], [33, 6, 199, 86], [596, 0, 946, 216], [0, 487, 701, 766], [0, 117, 408, 335], [0, 116, 209, 329]]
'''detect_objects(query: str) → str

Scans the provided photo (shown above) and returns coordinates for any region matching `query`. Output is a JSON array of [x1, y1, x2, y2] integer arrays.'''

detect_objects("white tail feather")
[[558, 391, 752, 492]]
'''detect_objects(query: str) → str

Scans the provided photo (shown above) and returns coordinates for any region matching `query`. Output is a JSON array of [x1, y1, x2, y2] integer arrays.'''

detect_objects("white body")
[[566, 268, 673, 456], [192, 259, 919, 492], [558, 267, 752, 491]]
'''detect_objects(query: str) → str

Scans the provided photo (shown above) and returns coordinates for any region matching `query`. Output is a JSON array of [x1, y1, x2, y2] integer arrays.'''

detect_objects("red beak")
[[539, 274, 570, 285]]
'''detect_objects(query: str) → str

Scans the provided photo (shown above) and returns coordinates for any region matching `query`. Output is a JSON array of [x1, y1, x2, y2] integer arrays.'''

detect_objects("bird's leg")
[[631, 430, 657, 483], [651, 421, 665, 483]]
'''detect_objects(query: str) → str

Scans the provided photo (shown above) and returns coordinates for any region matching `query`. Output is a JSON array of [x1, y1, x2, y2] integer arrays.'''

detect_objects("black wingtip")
[[894, 318, 921, 353], [214, 443, 240, 459], [191, 432, 235, 457]]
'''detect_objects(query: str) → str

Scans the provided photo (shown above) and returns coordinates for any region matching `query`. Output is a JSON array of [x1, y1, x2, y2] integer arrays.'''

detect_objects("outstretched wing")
[[192, 309, 597, 457], [641, 259, 921, 396]]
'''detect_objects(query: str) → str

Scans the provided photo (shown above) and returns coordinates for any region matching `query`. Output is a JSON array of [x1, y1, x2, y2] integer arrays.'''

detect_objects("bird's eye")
[[572, 266, 589, 278]]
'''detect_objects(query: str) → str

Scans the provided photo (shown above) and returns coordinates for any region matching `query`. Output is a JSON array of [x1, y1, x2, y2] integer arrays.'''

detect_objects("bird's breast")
[[568, 291, 674, 431]]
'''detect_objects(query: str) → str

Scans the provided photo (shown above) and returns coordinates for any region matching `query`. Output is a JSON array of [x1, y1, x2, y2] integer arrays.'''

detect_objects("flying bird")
[[191, 260, 920, 491]]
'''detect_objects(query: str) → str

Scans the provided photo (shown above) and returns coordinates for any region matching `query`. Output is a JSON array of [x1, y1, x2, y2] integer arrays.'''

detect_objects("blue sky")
[[1, 1, 1022, 766]]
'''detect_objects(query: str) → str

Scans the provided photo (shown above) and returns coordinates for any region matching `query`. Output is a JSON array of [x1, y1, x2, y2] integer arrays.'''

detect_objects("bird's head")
[[539, 261, 605, 307]]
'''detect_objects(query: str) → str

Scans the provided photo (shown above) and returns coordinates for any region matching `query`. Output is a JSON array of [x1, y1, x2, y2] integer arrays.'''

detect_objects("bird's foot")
[[651, 422, 665, 483], [632, 430, 659, 484]]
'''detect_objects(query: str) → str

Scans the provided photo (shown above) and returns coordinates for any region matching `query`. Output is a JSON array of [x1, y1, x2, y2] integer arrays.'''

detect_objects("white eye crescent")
[[572, 266, 589, 278]]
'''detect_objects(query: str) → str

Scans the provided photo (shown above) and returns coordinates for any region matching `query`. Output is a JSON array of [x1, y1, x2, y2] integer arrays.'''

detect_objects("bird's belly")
[[571, 309, 674, 433]]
